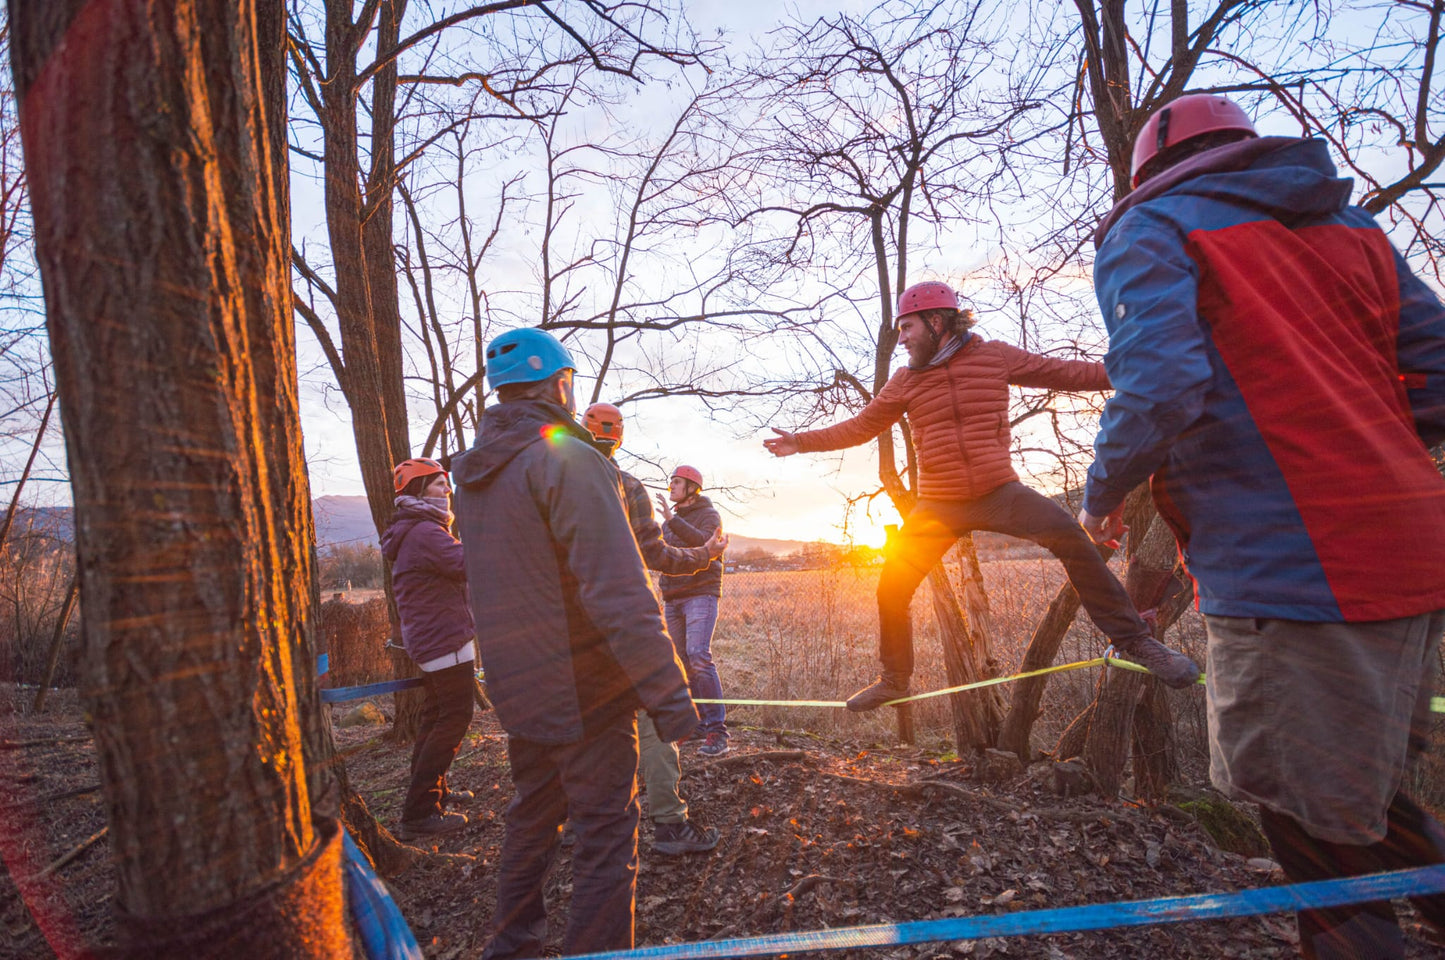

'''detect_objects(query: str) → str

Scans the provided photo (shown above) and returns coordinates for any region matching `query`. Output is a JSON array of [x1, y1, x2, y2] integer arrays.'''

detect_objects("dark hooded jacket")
[[617, 470, 712, 576], [659, 495, 723, 601], [378, 497, 475, 665], [1085, 136, 1445, 621], [450, 399, 697, 744]]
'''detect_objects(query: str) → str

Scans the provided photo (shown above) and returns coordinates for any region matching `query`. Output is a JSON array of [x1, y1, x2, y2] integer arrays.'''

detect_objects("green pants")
[[636, 710, 686, 824]]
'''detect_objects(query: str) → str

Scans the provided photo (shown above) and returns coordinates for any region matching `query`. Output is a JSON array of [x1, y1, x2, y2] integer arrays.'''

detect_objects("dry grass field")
[[711, 558, 1214, 776]]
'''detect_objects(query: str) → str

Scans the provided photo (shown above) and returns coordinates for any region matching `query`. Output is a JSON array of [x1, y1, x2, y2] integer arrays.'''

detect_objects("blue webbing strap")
[[317, 653, 329, 677], [321, 678, 427, 703], [341, 827, 424, 960], [562, 865, 1445, 960]]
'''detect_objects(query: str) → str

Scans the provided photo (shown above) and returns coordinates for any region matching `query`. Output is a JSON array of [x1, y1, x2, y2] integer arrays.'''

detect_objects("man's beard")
[[905, 340, 933, 366]]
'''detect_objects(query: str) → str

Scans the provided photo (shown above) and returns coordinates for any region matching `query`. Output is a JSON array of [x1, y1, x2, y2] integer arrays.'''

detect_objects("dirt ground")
[[4, 685, 1444, 960]]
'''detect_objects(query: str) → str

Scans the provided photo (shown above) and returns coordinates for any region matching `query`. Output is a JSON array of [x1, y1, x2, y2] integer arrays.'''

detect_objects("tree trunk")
[[927, 537, 1005, 753], [997, 581, 1083, 759], [10, 1, 348, 954], [1081, 508, 1186, 796], [32, 572, 78, 711]]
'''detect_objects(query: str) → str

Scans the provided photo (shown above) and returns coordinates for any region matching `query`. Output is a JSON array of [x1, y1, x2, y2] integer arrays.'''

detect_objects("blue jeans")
[[664, 595, 725, 737]]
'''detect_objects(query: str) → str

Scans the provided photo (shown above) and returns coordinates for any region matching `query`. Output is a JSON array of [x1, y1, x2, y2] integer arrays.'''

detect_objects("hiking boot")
[[698, 732, 731, 757], [397, 811, 467, 840], [846, 673, 911, 712], [1111, 637, 1201, 689], [652, 818, 720, 856], [443, 788, 474, 806]]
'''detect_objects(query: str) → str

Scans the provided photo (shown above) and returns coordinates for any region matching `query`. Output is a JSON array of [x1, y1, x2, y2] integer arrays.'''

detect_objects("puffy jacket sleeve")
[[412, 521, 467, 580], [1083, 209, 1213, 516], [1393, 248, 1445, 448], [665, 503, 719, 547], [622, 473, 711, 576], [537, 438, 698, 740], [794, 368, 910, 453], [998, 342, 1111, 391]]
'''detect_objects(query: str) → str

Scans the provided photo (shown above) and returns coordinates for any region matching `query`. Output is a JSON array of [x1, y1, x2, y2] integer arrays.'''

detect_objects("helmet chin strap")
[[917, 315, 945, 364]]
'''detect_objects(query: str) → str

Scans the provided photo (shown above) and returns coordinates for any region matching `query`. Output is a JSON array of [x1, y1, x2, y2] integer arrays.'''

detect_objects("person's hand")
[[655, 492, 674, 521], [763, 427, 799, 457], [1078, 506, 1126, 549], [704, 528, 729, 559]]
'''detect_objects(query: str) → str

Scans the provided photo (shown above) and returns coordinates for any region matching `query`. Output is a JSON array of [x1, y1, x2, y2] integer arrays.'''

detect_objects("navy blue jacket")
[[1087, 137, 1445, 621], [451, 400, 697, 744], [379, 498, 475, 664]]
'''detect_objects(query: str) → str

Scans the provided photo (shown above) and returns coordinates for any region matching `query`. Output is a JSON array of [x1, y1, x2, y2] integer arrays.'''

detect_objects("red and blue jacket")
[[1084, 137, 1445, 622]]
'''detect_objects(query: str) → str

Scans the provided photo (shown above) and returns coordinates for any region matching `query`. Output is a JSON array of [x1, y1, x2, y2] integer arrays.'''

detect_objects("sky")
[[287, 0, 1445, 549], [6, 0, 1439, 551]]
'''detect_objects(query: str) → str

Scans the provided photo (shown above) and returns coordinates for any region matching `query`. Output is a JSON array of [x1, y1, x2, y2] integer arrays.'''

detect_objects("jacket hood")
[[379, 516, 418, 563], [1095, 137, 1354, 247], [451, 399, 596, 489]]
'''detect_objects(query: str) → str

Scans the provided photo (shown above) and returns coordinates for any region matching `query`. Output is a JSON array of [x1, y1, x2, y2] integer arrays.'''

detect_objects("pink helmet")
[[671, 465, 703, 488], [896, 281, 958, 321], [1131, 94, 1257, 187]]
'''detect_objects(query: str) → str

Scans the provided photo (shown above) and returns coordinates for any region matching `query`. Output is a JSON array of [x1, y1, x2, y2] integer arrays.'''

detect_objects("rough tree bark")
[[996, 486, 1145, 759], [1081, 505, 1188, 797], [9, 1, 348, 954]]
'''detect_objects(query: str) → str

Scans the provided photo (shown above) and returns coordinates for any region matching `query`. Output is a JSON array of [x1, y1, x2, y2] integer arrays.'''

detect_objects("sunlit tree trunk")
[[9, 1, 348, 952]]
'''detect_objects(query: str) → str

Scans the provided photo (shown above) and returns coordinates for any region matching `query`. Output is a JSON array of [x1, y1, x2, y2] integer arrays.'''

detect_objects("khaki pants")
[[1205, 611, 1443, 844], [636, 709, 686, 824]]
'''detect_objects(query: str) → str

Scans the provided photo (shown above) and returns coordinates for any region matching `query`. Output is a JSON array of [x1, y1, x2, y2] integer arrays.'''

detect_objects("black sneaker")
[[846, 673, 910, 712], [397, 811, 467, 840], [653, 818, 720, 855], [698, 732, 730, 757]]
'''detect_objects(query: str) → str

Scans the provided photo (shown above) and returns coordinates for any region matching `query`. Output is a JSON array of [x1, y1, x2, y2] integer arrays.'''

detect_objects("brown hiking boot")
[[1110, 637, 1201, 689], [846, 673, 910, 712]]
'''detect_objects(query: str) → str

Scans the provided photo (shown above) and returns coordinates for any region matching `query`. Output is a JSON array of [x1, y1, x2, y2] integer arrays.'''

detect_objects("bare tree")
[[722, 3, 1045, 751], [9, 0, 348, 953]]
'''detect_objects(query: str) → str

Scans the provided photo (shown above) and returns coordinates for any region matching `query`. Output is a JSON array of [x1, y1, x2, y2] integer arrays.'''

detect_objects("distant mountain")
[[312, 494, 817, 555], [17, 495, 1046, 560], [312, 496, 380, 548]]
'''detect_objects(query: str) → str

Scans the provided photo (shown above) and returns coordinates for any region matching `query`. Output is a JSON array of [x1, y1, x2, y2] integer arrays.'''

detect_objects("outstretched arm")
[[763, 369, 910, 456]]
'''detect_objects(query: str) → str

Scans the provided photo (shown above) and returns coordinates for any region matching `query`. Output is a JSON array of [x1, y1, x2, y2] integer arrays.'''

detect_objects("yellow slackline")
[[696, 658, 1445, 714]]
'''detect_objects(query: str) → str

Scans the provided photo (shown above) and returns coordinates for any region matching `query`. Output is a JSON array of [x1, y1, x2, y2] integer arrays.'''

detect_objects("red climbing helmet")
[[1131, 94, 1257, 187], [671, 465, 704, 488], [896, 281, 959, 322]]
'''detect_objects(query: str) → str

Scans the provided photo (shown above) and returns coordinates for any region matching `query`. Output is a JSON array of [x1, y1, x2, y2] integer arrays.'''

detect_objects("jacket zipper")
[[943, 348, 974, 500]]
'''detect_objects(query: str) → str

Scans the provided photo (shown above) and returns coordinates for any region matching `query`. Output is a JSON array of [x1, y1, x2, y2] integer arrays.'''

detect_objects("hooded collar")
[[450, 399, 596, 489], [1093, 137, 1351, 247]]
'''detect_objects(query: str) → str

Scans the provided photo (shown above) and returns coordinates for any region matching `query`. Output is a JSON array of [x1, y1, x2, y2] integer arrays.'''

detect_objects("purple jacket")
[[379, 497, 475, 664]]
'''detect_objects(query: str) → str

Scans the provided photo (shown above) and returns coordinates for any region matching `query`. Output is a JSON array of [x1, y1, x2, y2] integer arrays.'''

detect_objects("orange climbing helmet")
[[393, 457, 446, 494], [583, 402, 625, 445]]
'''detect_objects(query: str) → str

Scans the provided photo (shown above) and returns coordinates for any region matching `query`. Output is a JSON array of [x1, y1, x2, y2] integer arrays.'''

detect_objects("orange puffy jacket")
[[795, 337, 1110, 502]]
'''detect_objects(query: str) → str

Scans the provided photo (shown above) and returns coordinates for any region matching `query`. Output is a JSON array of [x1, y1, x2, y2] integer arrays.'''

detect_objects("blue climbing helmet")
[[484, 328, 576, 389]]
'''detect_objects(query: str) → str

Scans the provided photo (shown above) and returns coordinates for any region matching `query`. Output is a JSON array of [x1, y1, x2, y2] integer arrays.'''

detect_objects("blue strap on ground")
[[317, 653, 329, 677], [562, 865, 1445, 960], [342, 827, 425, 960], [321, 677, 427, 703]]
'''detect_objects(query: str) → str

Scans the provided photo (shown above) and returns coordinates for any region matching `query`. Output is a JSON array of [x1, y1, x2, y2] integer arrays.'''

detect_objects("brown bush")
[[318, 596, 394, 687]]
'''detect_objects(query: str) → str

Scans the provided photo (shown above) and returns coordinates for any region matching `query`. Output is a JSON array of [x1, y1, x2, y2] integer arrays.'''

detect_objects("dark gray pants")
[[1261, 794, 1445, 959], [877, 482, 1152, 676], [481, 713, 640, 960]]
